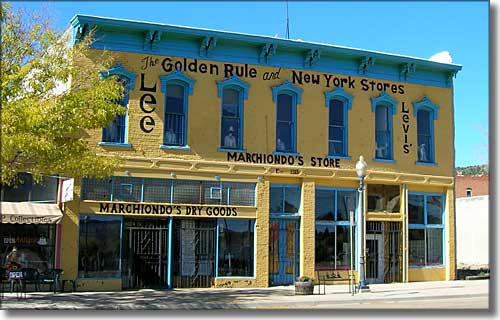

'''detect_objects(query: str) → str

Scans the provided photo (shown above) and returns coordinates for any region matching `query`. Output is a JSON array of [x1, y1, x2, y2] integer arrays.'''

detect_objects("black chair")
[[21, 267, 40, 293], [39, 269, 63, 293]]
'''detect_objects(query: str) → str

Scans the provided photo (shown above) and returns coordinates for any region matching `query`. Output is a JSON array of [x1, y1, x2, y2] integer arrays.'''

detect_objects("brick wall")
[[455, 176, 489, 198]]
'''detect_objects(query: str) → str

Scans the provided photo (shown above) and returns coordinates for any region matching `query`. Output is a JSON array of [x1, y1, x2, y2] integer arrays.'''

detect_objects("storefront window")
[[217, 219, 254, 277], [409, 193, 444, 267], [367, 184, 400, 213], [1, 173, 58, 203], [269, 185, 301, 215], [0, 224, 55, 274], [78, 215, 122, 278]]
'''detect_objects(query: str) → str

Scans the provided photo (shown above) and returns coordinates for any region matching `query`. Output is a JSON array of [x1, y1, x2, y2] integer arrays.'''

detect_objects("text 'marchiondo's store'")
[[50, 15, 462, 291]]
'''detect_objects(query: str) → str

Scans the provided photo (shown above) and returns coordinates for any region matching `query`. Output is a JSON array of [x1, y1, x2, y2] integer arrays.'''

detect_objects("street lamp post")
[[356, 156, 370, 292]]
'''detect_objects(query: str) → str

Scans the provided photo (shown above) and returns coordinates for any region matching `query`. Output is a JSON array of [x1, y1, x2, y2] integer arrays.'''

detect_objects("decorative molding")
[[304, 49, 321, 68], [200, 36, 217, 57], [358, 56, 375, 74], [71, 22, 94, 45], [160, 70, 195, 95], [259, 43, 277, 63], [400, 62, 416, 81], [324, 86, 353, 110], [371, 91, 397, 115], [446, 70, 458, 87], [413, 96, 439, 120], [271, 80, 303, 104], [143, 30, 162, 51], [217, 75, 250, 100], [99, 63, 137, 90]]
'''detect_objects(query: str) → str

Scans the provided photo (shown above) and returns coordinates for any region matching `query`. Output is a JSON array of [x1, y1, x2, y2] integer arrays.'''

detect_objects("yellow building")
[[59, 15, 461, 291]]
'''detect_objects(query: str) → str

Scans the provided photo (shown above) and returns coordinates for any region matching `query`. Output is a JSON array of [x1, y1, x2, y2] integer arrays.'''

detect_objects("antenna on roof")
[[286, 0, 290, 39]]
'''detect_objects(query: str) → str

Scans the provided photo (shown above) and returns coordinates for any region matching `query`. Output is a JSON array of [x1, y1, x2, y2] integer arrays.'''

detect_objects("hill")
[[455, 164, 489, 176]]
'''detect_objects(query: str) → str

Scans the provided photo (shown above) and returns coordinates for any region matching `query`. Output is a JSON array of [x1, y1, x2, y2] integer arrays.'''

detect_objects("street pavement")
[[0, 279, 489, 310]]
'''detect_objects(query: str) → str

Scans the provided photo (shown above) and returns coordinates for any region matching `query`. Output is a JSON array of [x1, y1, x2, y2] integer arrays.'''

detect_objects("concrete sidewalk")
[[0, 279, 489, 310]]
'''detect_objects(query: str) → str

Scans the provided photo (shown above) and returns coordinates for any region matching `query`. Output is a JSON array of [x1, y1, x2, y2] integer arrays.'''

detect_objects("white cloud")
[[429, 51, 453, 64]]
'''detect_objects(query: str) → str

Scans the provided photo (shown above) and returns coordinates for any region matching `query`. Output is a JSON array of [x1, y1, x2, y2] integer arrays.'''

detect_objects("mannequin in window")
[[165, 128, 177, 144], [277, 138, 286, 151], [418, 143, 428, 161], [375, 143, 387, 158], [224, 126, 237, 148], [5, 246, 21, 271]]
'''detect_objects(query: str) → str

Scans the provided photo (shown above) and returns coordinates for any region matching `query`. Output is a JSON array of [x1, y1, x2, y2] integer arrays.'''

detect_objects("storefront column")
[[402, 184, 409, 282], [60, 182, 81, 281], [255, 179, 270, 287], [446, 187, 456, 280], [300, 179, 315, 279]]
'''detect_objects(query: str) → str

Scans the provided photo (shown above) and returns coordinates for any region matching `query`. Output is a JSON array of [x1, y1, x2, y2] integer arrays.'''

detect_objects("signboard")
[[61, 178, 74, 202]]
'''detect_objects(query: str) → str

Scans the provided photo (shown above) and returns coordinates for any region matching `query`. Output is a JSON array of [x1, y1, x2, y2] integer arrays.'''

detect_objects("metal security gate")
[[384, 222, 402, 283], [366, 222, 384, 284], [269, 219, 300, 286], [171, 219, 216, 288], [122, 218, 169, 289]]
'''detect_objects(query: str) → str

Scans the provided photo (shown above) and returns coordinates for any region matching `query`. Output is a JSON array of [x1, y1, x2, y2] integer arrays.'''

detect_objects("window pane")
[[426, 228, 443, 265], [78, 215, 121, 278], [367, 184, 400, 213], [103, 114, 126, 143], [417, 109, 431, 135], [277, 94, 293, 121], [81, 178, 112, 201], [276, 122, 292, 152], [112, 177, 143, 202], [315, 224, 336, 269], [143, 178, 171, 203], [315, 190, 335, 221], [269, 187, 283, 213], [337, 191, 356, 221], [223, 88, 239, 106], [221, 119, 240, 149], [164, 113, 184, 145], [417, 135, 431, 162], [409, 228, 425, 266], [375, 105, 388, 131], [329, 141, 344, 156], [173, 180, 201, 204], [284, 187, 301, 214], [329, 127, 344, 141], [409, 194, 425, 224], [225, 182, 256, 206], [336, 225, 351, 269], [329, 100, 344, 126], [222, 104, 239, 117], [217, 219, 254, 277], [427, 196, 443, 224]]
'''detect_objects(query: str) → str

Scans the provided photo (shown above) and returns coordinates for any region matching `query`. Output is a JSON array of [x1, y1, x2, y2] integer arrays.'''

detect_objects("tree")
[[1, 4, 125, 185]]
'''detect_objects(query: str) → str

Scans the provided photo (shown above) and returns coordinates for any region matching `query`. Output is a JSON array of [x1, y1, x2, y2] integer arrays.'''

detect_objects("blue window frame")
[[408, 193, 445, 267], [217, 76, 249, 151], [315, 188, 357, 270], [269, 184, 301, 216], [371, 92, 397, 161], [413, 97, 439, 164], [272, 81, 303, 154], [99, 64, 137, 146], [160, 70, 195, 148], [324, 87, 353, 158]]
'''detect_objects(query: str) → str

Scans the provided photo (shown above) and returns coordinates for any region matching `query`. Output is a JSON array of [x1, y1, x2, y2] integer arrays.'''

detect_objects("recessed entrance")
[[269, 218, 300, 285]]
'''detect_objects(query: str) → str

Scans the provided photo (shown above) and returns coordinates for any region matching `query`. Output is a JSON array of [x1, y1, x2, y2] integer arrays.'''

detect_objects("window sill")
[[409, 265, 445, 269], [416, 161, 438, 166], [218, 148, 247, 153], [373, 158, 396, 163], [98, 142, 132, 148], [272, 151, 301, 156], [160, 144, 191, 150], [326, 155, 351, 160]]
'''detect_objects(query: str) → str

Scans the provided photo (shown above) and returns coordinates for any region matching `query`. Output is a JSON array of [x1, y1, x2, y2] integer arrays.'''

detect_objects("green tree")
[[1, 4, 125, 185]]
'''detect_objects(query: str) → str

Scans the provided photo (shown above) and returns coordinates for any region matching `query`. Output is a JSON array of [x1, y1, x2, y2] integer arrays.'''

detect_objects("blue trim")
[[324, 87, 353, 110], [215, 223, 219, 277], [140, 178, 145, 202], [326, 155, 351, 160], [371, 91, 397, 115], [409, 265, 446, 269], [97, 142, 133, 148], [217, 75, 250, 100], [416, 161, 438, 166], [272, 80, 303, 104], [217, 148, 247, 153], [99, 63, 137, 90], [167, 217, 173, 288], [160, 144, 191, 150], [118, 216, 123, 276], [325, 87, 352, 157], [413, 96, 439, 120], [373, 158, 396, 163], [272, 151, 301, 157], [210, 187, 222, 200]]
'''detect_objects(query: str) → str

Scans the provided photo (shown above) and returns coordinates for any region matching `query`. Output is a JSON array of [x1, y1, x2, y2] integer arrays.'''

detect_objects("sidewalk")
[[0, 279, 489, 310]]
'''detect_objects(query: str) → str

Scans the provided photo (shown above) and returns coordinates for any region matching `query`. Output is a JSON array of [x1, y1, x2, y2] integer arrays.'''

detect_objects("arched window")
[[99, 64, 137, 146], [217, 76, 249, 151], [324, 87, 353, 157], [160, 70, 195, 148], [413, 97, 439, 164], [371, 92, 397, 161], [272, 81, 303, 154]]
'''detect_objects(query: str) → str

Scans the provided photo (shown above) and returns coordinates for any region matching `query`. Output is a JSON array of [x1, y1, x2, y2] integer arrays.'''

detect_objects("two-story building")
[[59, 15, 461, 291]]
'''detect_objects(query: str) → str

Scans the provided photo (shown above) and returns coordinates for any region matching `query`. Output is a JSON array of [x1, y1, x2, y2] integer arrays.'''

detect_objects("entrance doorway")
[[269, 219, 300, 285], [171, 219, 216, 288], [366, 233, 384, 284]]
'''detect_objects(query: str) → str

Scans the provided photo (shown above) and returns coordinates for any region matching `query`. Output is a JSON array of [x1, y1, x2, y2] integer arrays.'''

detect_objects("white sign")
[[61, 178, 74, 202]]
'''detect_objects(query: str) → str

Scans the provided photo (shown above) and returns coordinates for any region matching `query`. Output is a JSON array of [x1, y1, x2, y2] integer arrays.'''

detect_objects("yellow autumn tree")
[[1, 4, 125, 185]]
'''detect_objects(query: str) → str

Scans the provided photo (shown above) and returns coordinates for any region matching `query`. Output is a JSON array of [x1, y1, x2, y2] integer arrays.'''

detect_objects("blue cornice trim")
[[371, 91, 397, 115], [99, 63, 137, 90], [324, 87, 353, 110], [272, 80, 303, 104], [413, 96, 439, 120], [159, 70, 195, 95], [217, 75, 250, 100]]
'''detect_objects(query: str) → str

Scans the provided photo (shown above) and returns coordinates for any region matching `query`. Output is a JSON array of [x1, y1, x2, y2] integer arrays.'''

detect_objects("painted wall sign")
[[227, 152, 341, 168], [401, 102, 412, 154]]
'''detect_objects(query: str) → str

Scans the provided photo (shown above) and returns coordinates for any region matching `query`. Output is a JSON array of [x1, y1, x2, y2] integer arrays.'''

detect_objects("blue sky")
[[11, 1, 489, 167]]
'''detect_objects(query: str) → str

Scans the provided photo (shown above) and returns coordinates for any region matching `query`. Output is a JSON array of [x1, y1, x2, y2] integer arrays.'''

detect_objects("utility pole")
[[286, 0, 290, 39]]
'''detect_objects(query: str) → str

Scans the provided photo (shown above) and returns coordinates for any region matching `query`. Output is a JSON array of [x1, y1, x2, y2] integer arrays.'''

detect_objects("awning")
[[1, 202, 63, 224]]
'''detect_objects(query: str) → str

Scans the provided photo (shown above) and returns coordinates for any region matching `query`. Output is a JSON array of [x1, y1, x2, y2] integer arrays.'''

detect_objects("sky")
[[10, 1, 490, 167]]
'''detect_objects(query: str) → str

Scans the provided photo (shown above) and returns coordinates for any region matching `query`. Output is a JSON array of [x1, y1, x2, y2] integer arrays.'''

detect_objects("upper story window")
[[217, 76, 249, 151], [413, 97, 439, 164], [160, 70, 195, 148], [272, 81, 303, 154], [371, 92, 397, 161], [269, 184, 301, 215], [1, 173, 58, 203], [324, 87, 353, 158], [466, 188, 472, 197], [99, 64, 137, 145]]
